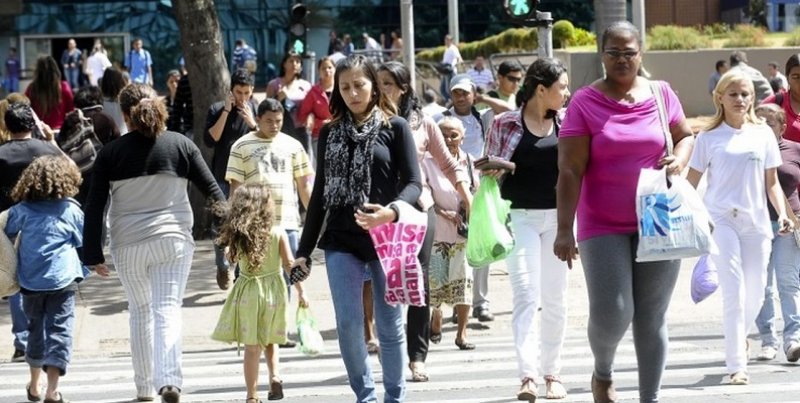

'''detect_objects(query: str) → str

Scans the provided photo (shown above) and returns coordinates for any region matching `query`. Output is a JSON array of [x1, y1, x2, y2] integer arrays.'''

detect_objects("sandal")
[[408, 361, 429, 382], [27, 384, 41, 402], [730, 371, 749, 385], [268, 378, 283, 400], [517, 377, 537, 402], [246, 398, 262, 403], [455, 339, 476, 350], [159, 385, 180, 403], [42, 392, 68, 403], [544, 375, 567, 399], [429, 332, 442, 344]]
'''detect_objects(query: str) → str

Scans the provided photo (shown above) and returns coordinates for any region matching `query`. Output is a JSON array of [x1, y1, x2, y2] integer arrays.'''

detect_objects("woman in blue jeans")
[[753, 103, 800, 362], [295, 54, 421, 403]]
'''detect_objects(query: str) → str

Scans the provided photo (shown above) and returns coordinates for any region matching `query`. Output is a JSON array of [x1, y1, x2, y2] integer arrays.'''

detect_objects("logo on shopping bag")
[[640, 193, 681, 237]]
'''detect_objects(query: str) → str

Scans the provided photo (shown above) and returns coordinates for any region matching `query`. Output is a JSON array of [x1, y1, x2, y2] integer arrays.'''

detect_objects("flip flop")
[[408, 362, 429, 382], [455, 339, 476, 350], [26, 384, 41, 402], [430, 332, 442, 344]]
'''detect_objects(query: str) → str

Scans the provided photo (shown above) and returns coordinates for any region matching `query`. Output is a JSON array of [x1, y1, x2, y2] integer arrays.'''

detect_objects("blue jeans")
[[440, 73, 453, 103], [4, 77, 19, 93], [756, 258, 778, 348], [65, 67, 80, 90], [757, 229, 800, 349], [9, 292, 28, 351], [213, 180, 230, 272], [23, 289, 76, 375], [325, 250, 406, 403]]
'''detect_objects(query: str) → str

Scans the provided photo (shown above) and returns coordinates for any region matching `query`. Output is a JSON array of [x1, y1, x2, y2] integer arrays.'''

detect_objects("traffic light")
[[504, 0, 537, 21], [287, 2, 309, 54]]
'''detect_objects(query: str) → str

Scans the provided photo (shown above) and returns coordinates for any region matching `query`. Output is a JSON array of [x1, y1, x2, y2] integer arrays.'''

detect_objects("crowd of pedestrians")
[[5, 20, 800, 403]]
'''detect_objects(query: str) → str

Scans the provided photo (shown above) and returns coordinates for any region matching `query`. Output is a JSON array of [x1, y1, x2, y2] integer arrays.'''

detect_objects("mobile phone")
[[289, 260, 311, 285]]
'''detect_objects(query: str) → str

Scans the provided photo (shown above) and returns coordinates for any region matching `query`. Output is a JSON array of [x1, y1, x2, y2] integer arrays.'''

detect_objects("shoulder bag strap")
[[650, 81, 673, 156], [465, 153, 475, 192]]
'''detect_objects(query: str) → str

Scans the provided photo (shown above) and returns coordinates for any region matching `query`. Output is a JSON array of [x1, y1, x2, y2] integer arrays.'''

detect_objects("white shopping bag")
[[635, 168, 717, 262]]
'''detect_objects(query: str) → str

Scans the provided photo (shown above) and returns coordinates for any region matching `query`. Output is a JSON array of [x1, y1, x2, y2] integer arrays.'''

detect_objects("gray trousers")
[[580, 233, 680, 403], [472, 265, 489, 310]]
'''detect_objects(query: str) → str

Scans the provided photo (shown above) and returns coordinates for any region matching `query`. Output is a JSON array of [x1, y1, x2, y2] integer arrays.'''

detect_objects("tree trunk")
[[172, 0, 230, 238], [593, 0, 627, 52]]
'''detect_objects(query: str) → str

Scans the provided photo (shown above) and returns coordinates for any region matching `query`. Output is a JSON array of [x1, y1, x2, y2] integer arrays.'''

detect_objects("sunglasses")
[[504, 75, 522, 83], [603, 50, 640, 60]]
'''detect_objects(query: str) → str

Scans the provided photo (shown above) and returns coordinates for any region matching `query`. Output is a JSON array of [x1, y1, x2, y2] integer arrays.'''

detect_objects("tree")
[[172, 0, 230, 238], [593, 0, 626, 51]]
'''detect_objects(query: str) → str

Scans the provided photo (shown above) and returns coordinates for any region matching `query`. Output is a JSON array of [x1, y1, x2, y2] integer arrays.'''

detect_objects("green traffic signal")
[[504, 0, 537, 19]]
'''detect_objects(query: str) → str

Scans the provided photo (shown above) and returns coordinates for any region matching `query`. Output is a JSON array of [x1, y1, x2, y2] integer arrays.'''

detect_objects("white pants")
[[711, 213, 771, 374], [506, 209, 569, 380], [113, 237, 194, 398]]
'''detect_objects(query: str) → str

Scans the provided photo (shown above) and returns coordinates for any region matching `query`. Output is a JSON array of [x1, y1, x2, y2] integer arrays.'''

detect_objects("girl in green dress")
[[212, 183, 308, 402]]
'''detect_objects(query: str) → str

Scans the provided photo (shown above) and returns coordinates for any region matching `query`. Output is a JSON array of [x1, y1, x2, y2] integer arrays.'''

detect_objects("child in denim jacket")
[[3, 155, 109, 402]]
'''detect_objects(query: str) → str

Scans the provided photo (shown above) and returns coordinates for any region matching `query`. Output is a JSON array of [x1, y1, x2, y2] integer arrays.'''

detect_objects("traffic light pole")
[[400, 0, 416, 92], [532, 11, 553, 59]]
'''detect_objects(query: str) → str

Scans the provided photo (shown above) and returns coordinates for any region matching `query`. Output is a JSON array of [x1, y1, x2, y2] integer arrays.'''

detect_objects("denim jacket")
[[4, 198, 87, 291]]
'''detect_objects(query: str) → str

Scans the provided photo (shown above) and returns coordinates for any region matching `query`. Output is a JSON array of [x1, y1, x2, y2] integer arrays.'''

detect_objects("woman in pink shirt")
[[298, 57, 335, 168], [25, 56, 74, 130], [760, 53, 800, 143], [554, 21, 694, 403]]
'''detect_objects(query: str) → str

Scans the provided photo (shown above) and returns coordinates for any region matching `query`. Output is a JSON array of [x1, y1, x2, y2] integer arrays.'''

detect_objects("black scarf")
[[324, 109, 384, 208]]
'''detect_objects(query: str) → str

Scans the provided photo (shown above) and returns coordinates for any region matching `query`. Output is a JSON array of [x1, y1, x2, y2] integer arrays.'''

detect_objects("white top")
[[688, 122, 782, 237], [442, 44, 462, 68], [86, 52, 112, 86]]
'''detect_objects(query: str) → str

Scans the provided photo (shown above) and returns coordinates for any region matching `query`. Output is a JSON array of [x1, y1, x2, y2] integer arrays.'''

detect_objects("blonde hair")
[[215, 183, 276, 272], [705, 70, 760, 131], [11, 156, 82, 202], [755, 103, 786, 126]]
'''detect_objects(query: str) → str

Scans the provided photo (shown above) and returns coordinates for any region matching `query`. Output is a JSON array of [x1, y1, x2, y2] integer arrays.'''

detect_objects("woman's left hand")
[[658, 155, 685, 175], [90, 264, 111, 277], [355, 203, 396, 230], [778, 215, 794, 234]]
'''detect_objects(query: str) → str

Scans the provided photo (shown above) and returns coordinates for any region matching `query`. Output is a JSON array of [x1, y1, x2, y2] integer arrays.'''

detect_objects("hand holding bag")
[[474, 155, 516, 172], [0, 210, 20, 298], [635, 82, 716, 262], [466, 176, 515, 266]]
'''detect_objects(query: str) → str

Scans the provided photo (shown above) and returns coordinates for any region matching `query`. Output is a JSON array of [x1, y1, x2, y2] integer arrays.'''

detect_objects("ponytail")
[[119, 83, 167, 138], [130, 98, 167, 138]]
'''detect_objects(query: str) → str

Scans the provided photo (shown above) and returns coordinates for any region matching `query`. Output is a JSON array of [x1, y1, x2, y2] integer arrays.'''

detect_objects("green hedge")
[[553, 20, 575, 48], [785, 27, 800, 46], [723, 24, 768, 48], [647, 25, 711, 50]]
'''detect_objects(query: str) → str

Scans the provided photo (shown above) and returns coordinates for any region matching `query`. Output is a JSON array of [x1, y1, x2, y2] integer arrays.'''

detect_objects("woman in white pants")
[[687, 71, 793, 385], [82, 83, 225, 402], [483, 57, 571, 401]]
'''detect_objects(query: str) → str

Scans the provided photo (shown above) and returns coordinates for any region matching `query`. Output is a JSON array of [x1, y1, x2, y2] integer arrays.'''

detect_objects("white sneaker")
[[757, 346, 778, 361], [786, 342, 800, 363]]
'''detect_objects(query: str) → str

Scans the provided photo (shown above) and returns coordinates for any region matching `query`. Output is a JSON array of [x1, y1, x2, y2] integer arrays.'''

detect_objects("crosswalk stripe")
[[0, 329, 797, 402]]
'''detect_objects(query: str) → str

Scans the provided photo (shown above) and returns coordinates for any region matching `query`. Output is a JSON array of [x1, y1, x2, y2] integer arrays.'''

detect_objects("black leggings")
[[407, 208, 436, 363]]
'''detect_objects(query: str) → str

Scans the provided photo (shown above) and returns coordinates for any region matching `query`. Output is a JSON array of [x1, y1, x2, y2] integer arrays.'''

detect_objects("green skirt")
[[212, 271, 288, 347]]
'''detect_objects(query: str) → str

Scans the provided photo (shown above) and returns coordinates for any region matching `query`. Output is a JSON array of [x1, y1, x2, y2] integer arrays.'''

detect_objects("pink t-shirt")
[[560, 81, 685, 241]]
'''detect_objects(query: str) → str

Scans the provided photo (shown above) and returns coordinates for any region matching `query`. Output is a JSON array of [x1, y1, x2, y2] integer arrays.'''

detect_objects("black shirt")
[[0, 138, 62, 211], [297, 115, 422, 262], [500, 118, 559, 209], [203, 99, 258, 182]]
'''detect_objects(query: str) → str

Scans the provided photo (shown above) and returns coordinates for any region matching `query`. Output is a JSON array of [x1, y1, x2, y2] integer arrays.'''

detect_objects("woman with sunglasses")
[[555, 21, 695, 403]]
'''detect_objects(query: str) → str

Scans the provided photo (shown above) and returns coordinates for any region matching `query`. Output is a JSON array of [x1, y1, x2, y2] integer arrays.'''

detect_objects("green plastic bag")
[[296, 307, 325, 356], [466, 176, 515, 267]]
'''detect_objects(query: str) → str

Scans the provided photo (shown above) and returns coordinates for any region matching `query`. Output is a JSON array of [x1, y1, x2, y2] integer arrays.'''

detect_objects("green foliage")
[[700, 22, 730, 38], [553, 20, 576, 48], [747, 0, 769, 28], [723, 24, 767, 48], [785, 27, 800, 46], [416, 27, 538, 62], [571, 27, 596, 47], [647, 25, 711, 50]]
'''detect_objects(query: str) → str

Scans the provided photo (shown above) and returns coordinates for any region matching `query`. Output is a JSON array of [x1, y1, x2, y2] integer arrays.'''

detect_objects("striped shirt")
[[225, 132, 313, 230]]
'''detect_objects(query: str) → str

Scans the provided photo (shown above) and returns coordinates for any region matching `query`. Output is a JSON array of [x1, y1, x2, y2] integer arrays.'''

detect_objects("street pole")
[[400, 0, 416, 92], [535, 11, 553, 58], [632, 0, 646, 50], [447, 0, 459, 43]]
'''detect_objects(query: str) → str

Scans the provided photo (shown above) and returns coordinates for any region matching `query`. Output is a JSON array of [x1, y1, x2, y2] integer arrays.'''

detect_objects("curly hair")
[[215, 183, 276, 272], [11, 156, 82, 202]]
